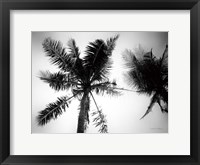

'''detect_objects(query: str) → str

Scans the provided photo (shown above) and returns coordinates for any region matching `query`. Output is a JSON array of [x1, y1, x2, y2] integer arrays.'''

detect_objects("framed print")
[[0, 0, 199, 164]]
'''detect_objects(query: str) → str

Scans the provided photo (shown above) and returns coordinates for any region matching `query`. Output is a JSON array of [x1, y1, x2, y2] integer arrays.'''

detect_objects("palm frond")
[[39, 71, 72, 91], [43, 38, 87, 83], [84, 39, 107, 72], [92, 110, 108, 133], [91, 81, 121, 96], [92, 35, 119, 82], [159, 88, 168, 104], [89, 63, 111, 83], [83, 35, 119, 82], [71, 57, 87, 83], [123, 49, 139, 69], [140, 93, 158, 119], [143, 49, 154, 60], [67, 38, 88, 83], [95, 86, 121, 96], [160, 45, 168, 82], [160, 45, 168, 67], [43, 38, 73, 72], [126, 65, 153, 95], [90, 92, 108, 133], [133, 44, 147, 58], [157, 98, 168, 113], [111, 87, 137, 93], [37, 96, 72, 126], [67, 38, 80, 58], [106, 35, 119, 55]]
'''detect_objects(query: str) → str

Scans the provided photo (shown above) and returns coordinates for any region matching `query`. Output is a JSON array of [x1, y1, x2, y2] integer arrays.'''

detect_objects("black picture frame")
[[0, 0, 199, 164]]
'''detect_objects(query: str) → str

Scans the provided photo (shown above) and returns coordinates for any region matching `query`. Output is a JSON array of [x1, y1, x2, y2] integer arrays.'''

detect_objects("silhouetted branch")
[[67, 39, 80, 58], [43, 38, 69, 71], [90, 92, 108, 133], [90, 92, 100, 112], [39, 71, 81, 91], [37, 93, 79, 125], [84, 36, 119, 83], [110, 87, 137, 92], [140, 93, 158, 120]]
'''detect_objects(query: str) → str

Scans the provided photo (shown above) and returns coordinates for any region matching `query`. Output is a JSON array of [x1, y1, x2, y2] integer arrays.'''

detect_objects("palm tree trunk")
[[77, 91, 90, 133]]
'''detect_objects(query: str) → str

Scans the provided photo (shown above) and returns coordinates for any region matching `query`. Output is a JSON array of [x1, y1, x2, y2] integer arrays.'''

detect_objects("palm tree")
[[37, 35, 120, 133], [123, 45, 168, 119]]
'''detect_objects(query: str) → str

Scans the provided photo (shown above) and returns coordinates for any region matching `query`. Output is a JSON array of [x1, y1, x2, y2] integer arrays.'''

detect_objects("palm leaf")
[[143, 49, 154, 60], [42, 38, 74, 72], [123, 49, 140, 70], [156, 98, 168, 113], [94, 85, 121, 96], [37, 96, 70, 125], [91, 35, 119, 82], [67, 38, 88, 83], [67, 39, 80, 58], [83, 35, 119, 82], [160, 45, 168, 83], [92, 109, 108, 133], [43, 38, 87, 83], [140, 93, 158, 119], [84, 39, 107, 73], [90, 92, 108, 133], [133, 44, 146, 57], [91, 81, 121, 96], [39, 71, 71, 91], [160, 45, 168, 67], [106, 35, 119, 56]]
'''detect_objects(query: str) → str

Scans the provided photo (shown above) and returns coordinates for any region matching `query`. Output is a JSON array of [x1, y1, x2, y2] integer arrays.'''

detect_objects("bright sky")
[[32, 31, 168, 134]]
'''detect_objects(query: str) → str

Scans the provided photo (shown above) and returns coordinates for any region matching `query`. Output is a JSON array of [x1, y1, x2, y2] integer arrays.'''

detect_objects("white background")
[[10, 10, 190, 155]]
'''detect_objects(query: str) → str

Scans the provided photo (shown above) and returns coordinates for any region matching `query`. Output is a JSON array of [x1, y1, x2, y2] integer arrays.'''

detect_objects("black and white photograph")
[[32, 32, 168, 134]]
